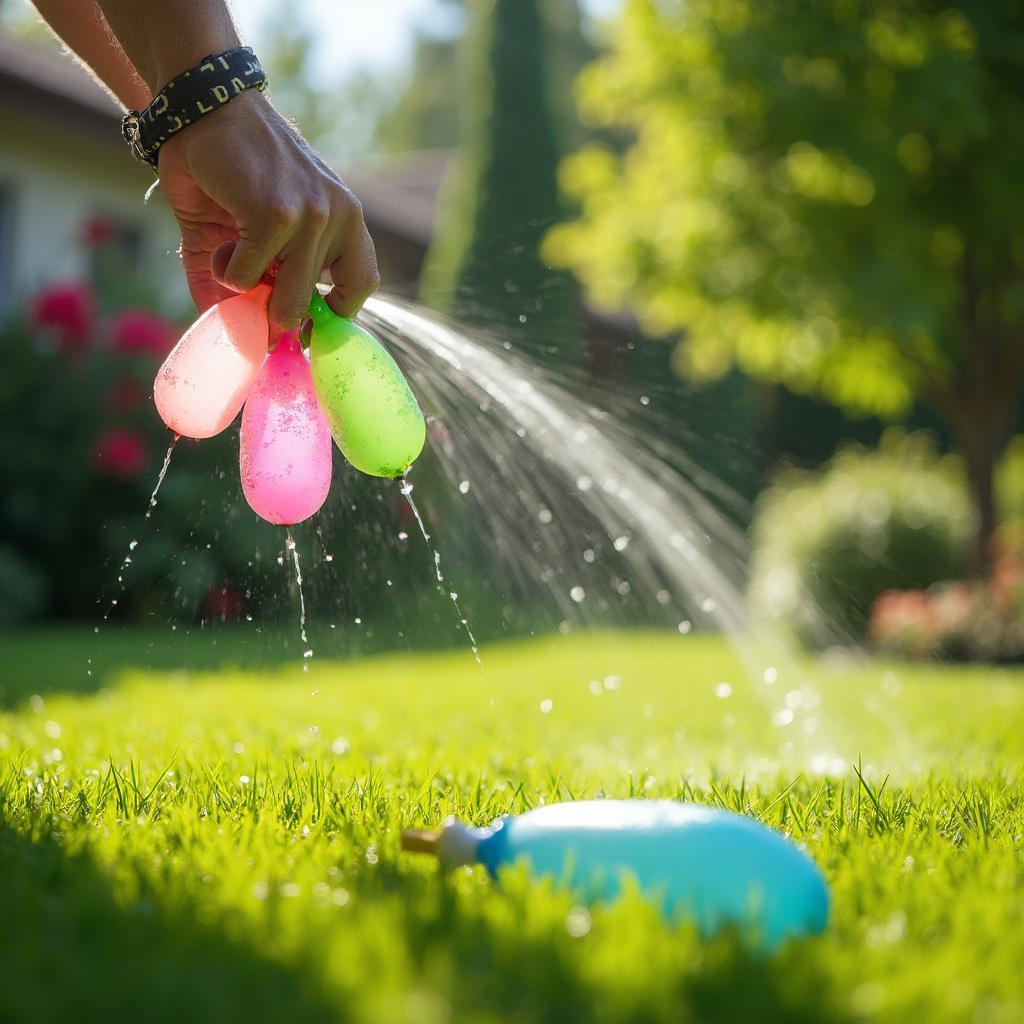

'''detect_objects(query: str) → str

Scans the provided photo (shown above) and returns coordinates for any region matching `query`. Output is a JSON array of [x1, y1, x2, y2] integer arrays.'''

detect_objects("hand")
[[158, 90, 380, 328]]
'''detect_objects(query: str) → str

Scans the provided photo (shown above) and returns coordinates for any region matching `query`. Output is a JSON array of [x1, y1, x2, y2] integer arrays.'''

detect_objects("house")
[[0, 32, 186, 313]]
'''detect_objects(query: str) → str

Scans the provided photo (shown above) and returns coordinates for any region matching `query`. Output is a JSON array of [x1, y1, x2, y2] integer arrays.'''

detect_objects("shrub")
[[748, 430, 973, 647]]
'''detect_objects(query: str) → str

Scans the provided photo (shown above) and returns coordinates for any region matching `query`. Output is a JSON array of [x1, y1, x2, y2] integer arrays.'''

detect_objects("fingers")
[[181, 242, 236, 314], [218, 222, 291, 294], [268, 199, 380, 330], [268, 225, 329, 329], [325, 214, 380, 319]]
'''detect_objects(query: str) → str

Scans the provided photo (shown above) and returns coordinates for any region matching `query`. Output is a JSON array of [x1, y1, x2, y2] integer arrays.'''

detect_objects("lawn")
[[1, 628, 1022, 1023]]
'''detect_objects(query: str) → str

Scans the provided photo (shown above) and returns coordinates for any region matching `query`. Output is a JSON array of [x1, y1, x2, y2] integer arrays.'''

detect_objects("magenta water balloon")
[[239, 330, 333, 526]]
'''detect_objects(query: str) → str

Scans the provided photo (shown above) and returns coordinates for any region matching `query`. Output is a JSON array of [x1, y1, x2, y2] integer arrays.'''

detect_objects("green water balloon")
[[307, 292, 426, 478]]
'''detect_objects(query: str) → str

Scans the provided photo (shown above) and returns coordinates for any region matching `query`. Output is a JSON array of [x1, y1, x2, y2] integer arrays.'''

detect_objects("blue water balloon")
[[402, 799, 829, 948]]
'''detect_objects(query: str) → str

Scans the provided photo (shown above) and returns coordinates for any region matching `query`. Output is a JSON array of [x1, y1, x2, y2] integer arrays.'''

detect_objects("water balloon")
[[402, 799, 829, 948], [308, 291, 426, 478], [154, 284, 271, 439], [239, 330, 333, 526]]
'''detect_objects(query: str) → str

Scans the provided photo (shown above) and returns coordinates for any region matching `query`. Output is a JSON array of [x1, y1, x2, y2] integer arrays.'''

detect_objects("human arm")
[[29, 0, 379, 327]]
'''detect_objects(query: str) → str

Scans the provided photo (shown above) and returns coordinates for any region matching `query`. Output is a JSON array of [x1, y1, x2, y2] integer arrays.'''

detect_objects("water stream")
[[285, 528, 313, 669], [352, 295, 816, 742], [399, 474, 481, 665]]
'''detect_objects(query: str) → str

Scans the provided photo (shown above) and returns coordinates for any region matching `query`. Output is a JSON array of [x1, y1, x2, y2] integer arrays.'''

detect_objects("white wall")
[[0, 106, 189, 314]]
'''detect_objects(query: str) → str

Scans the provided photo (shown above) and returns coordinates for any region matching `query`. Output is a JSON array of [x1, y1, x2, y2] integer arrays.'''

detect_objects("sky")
[[241, 0, 623, 83]]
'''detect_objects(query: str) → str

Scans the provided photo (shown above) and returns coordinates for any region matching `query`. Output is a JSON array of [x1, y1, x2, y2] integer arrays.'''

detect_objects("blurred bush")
[[869, 524, 1024, 662], [867, 449, 1024, 661], [749, 430, 972, 647], [0, 267, 269, 625]]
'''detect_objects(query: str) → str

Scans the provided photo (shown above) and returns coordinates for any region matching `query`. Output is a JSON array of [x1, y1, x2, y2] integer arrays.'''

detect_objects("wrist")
[[124, 47, 267, 169], [145, 24, 241, 94]]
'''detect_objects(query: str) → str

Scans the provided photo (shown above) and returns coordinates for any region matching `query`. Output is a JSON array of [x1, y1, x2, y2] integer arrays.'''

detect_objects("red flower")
[[30, 282, 95, 348], [81, 215, 119, 248], [93, 428, 147, 479], [110, 309, 179, 357]]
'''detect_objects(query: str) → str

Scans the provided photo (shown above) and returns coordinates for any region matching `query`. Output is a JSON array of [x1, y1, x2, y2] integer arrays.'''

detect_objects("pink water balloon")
[[239, 330, 333, 526], [154, 283, 272, 439]]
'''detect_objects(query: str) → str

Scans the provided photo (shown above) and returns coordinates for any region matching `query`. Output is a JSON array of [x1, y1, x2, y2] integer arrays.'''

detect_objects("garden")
[[2, 1, 1024, 1022]]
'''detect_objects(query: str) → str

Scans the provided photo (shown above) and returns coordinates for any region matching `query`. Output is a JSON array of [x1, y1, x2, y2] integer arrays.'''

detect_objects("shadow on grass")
[[373, 860, 846, 1024], [0, 821, 341, 1024], [0, 817, 847, 1024], [0, 625, 302, 709]]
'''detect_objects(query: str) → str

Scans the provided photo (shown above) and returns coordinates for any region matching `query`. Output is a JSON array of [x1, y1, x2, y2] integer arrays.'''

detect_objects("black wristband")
[[121, 46, 268, 170]]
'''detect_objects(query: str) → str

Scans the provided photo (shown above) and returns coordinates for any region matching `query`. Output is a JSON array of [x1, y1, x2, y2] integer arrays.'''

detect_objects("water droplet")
[[700, 597, 716, 613], [677, 620, 692, 634], [576, 475, 593, 492], [640, 395, 650, 406], [538, 508, 553, 525], [539, 698, 553, 714], [570, 586, 586, 603], [458, 480, 471, 494], [713, 682, 733, 699], [582, 548, 596, 563], [763, 666, 778, 684], [613, 535, 630, 552], [566, 907, 592, 937], [324, 553, 334, 562]]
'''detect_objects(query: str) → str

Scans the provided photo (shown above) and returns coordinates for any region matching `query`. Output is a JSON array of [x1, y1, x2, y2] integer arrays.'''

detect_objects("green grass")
[[1, 628, 1022, 1023]]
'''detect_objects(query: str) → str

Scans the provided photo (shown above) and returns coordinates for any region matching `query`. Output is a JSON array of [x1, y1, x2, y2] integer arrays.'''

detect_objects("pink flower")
[[30, 282, 95, 348], [110, 309, 179, 358], [93, 428, 147, 479]]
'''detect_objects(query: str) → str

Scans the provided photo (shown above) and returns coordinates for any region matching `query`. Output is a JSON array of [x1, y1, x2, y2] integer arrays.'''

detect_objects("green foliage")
[[749, 431, 972, 646], [547, 0, 1024, 419], [422, 0, 580, 349], [1, 629, 1024, 1021], [995, 435, 1024, 522]]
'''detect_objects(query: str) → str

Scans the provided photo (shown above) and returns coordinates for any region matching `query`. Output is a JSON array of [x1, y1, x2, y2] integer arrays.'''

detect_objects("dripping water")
[[102, 433, 180, 622], [145, 433, 180, 520], [400, 474, 481, 665], [286, 528, 313, 669]]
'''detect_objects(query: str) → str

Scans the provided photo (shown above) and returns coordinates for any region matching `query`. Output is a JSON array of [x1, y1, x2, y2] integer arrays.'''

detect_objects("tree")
[[544, 0, 1024, 571], [421, 0, 579, 350]]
